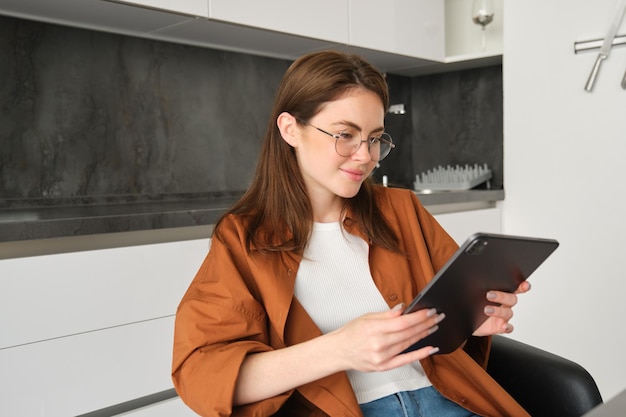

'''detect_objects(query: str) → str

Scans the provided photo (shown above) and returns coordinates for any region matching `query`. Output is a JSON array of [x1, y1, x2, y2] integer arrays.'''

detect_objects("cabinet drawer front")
[[209, 0, 349, 43], [0, 317, 177, 417], [0, 239, 209, 349]]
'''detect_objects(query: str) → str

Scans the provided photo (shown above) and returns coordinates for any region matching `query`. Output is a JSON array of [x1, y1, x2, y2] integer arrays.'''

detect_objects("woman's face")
[[292, 87, 384, 215]]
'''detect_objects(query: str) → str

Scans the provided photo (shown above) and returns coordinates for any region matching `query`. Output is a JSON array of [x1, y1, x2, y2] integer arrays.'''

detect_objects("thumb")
[[388, 303, 405, 316]]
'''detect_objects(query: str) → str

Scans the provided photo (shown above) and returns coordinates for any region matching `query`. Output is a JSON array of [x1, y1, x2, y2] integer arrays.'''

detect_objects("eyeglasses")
[[298, 120, 395, 162]]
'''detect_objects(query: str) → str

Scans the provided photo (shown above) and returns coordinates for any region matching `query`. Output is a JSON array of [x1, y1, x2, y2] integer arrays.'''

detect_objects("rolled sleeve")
[[172, 218, 292, 417]]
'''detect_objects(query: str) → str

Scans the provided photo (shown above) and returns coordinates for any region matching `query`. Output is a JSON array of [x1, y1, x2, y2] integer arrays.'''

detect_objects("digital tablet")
[[402, 232, 559, 354]]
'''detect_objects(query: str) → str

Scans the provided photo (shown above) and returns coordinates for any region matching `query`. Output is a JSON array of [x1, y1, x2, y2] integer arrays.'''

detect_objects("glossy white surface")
[[0, 239, 209, 416]]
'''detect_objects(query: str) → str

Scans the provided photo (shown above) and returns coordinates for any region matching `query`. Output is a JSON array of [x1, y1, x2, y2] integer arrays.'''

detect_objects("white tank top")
[[294, 221, 431, 404]]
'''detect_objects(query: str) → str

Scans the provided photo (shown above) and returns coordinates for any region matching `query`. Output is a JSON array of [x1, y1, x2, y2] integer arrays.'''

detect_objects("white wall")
[[434, 206, 502, 245], [503, 0, 626, 402]]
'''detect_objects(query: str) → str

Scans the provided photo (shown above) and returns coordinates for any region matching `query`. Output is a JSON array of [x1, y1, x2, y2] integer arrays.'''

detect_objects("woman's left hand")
[[473, 280, 531, 336]]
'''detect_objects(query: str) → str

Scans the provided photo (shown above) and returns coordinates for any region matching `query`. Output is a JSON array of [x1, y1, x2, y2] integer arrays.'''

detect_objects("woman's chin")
[[336, 184, 363, 199]]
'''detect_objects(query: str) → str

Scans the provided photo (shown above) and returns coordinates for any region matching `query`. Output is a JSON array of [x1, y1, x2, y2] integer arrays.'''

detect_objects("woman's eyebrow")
[[331, 120, 385, 134]]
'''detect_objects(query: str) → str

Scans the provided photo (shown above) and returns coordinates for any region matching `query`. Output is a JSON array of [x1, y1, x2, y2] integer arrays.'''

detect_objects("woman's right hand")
[[327, 304, 445, 373], [234, 305, 444, 406]]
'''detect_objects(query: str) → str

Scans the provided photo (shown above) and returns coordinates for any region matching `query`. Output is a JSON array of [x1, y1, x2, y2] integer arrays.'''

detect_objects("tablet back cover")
[[403, 233, 559, 354]]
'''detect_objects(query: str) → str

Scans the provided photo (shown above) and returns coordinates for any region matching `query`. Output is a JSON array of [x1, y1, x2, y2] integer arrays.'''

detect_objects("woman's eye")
[[338, 131, 354, 140], [369, 136, 381, 144]]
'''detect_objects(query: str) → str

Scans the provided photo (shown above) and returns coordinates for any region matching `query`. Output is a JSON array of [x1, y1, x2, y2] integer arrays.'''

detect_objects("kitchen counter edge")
[[0, 189, 504, 259]]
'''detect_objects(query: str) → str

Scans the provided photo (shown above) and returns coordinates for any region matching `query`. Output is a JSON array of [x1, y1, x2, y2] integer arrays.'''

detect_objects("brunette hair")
[[214, 50, 399, 254]]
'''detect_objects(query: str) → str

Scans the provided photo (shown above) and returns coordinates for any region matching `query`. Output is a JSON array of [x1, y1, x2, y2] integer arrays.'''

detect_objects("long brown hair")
[[214, 50, 399, 254]]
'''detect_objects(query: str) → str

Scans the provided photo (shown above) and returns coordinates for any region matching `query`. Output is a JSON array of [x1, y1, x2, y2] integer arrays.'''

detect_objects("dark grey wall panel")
[[372, 67, 503, 190], [0, 15, 502, 204], [410, 67, 503, 189], [0, 16, 288, 200]]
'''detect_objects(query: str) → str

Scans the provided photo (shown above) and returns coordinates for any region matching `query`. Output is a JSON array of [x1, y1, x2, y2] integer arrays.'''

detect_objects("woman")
[[172, 50, 530, 417]]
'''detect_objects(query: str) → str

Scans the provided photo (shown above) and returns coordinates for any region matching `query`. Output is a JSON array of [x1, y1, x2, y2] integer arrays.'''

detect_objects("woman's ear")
[[277, 112, 299, 147]]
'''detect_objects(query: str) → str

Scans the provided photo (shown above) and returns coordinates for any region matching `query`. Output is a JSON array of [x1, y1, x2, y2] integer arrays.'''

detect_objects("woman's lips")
[[342, 168, 366, 182]]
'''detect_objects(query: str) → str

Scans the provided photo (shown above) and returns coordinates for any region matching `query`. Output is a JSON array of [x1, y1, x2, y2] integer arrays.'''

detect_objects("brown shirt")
[[172, 187, 530, 417]]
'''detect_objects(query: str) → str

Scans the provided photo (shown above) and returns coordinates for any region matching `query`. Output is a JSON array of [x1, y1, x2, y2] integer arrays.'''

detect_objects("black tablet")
[[402, 232, 559, 354]]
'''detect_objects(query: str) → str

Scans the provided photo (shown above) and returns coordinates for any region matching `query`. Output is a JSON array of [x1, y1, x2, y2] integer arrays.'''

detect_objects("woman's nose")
[[352, 140, 372, 162]]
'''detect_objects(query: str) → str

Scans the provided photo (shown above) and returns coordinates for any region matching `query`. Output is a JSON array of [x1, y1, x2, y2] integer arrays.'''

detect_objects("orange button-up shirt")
[[172, 187, 529, 417]]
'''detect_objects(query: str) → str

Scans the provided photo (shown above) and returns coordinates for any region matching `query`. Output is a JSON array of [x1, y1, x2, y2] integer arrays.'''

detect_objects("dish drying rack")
[[414, 164, 492, 191]]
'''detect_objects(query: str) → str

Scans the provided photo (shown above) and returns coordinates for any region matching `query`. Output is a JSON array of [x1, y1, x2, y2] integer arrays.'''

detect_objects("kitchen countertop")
[[0, 193, 239, 243], [0, 188, 503, 258]]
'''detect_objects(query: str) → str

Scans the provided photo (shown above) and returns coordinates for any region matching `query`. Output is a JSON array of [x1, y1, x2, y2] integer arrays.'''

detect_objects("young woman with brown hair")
[[172, 50, 530, 417]]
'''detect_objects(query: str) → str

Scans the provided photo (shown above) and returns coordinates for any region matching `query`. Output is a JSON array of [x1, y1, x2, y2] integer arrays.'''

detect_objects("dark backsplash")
[[0, 15, 502, 204], [380, 68, 503, 190]]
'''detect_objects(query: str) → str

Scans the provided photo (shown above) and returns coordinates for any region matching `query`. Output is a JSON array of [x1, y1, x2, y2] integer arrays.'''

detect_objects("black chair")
[[488, 335, 603, 417]]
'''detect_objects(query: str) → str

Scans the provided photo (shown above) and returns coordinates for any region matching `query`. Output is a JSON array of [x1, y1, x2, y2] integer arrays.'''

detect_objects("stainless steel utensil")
[[584, 0, 626, 92]]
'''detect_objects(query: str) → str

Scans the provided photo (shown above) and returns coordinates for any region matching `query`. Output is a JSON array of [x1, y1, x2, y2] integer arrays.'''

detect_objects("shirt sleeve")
[[171, 216, 292, 417]]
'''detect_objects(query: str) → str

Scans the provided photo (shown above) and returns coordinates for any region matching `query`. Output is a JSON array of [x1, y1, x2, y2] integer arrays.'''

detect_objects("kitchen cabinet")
[[209, 0, 349, 44], [0, 0, 502, 75], [0, 238, 210, 416], [121, 397, 198, 416], [112, 0, 209, 17], [0, 317, 177, 416], [209, 0, 446, 62], [349, 0, 446, 62], [0, 0, 196, 36]]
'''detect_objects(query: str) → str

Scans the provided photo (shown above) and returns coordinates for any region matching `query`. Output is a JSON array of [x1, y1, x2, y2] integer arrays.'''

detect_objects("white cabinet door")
[[348, 0, 445, 61], [0, 238, 209, 349], [112, 0, 210, 17], [123, 397, 199, 416], [0, 317, 177, 417], [209, 0, 350, 44], [0, 237, 212, 416]]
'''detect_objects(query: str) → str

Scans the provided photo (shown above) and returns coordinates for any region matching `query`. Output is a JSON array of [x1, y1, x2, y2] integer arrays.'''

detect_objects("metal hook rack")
[[575, 33, 626, 90], [574, 33, 626, 53]]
